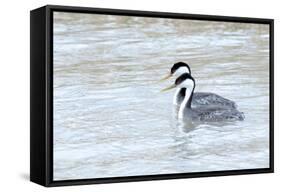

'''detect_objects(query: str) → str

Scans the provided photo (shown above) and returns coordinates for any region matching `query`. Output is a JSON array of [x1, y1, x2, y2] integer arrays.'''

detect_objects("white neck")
[[178, 88, 192, 119], [178, 80, 194, 119]]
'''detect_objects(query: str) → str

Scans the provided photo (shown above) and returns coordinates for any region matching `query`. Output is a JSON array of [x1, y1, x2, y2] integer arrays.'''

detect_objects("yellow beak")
[[159, 73, 172, 82], [160, 84, 176, 92]]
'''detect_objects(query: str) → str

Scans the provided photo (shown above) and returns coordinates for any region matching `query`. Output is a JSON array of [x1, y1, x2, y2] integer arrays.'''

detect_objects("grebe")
[[161, 62, 237, 109]]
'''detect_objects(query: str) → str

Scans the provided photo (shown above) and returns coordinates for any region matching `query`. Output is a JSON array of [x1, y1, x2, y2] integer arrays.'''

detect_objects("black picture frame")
[[30, 4, 274, 187]]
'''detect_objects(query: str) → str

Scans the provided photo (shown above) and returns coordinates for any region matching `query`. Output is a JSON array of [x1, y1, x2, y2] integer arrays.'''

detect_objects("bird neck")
[[173, 88, 186, 105], [178, 85, 194, 119]]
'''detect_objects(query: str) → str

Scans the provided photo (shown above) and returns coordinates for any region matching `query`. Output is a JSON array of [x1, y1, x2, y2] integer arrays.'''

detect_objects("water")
[[53, 12, 270, 180]]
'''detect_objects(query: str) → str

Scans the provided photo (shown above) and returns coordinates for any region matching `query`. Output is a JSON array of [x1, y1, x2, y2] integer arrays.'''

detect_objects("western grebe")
[[161, 62, 237, 109], [161, 73, 245, 121]]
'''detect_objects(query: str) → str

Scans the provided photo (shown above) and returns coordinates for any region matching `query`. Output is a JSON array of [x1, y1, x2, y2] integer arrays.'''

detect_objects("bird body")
[[174, 88, 237, 109]]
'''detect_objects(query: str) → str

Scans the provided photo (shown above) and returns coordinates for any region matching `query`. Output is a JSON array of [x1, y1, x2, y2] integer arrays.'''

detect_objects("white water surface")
[[53, 12, 270, 180]]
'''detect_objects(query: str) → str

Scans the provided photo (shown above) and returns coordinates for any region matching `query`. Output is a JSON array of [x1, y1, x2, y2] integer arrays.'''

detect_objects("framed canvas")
[[30, 5, 274, 187]]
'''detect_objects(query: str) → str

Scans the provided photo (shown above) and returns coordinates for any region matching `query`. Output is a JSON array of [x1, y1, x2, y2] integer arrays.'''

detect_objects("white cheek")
[[179, 80, 194, 90], [174, 67, 190, 77]]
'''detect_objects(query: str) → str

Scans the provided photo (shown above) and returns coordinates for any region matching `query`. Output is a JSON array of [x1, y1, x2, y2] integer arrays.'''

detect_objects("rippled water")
[[53, 12, 270, 180]]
